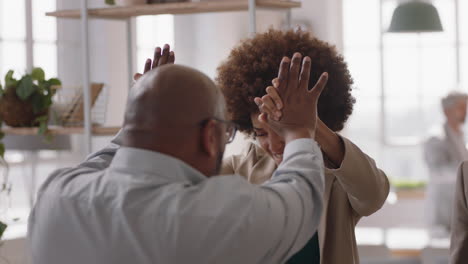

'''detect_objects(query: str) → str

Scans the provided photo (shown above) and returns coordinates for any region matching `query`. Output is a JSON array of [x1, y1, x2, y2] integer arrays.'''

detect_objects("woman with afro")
[[217, 29, 389, 264]]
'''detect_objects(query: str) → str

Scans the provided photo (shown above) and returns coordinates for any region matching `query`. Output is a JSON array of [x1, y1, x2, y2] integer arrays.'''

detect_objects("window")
[[343, 0, 466, 181], [0, 0, 27, 77], [32, 0, 58, 77], [0, 0, 57, 77], [0, 0, 58, 214]]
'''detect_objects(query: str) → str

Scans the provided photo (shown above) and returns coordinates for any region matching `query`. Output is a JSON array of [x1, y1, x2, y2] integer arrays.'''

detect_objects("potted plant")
[[0, 220, 5, 241], [0, 68, 61, 157]]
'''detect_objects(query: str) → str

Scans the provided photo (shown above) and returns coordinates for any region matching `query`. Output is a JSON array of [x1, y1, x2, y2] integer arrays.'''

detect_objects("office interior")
[[0, 0, 467, 263]]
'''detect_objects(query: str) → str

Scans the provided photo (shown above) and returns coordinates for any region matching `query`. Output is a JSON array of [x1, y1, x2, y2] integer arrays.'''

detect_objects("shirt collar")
[[110, 147, 206, 184]]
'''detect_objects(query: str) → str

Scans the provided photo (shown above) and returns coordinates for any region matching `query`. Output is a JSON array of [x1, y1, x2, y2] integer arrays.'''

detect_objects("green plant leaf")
[[38, 121, 47, 135], [31, 93, 43, 114], [35, 115, 53, 142], [0, 83, 3, 97], [0, 220, 7, 240], [5, 70, 17, 88], [31, 68, 45, 82], [0, 143, 4, 158], [105, 0, 115, 5], [16, 75, 36, 100], [48, 78, 61, 86], [0, 131, 4, 140], [30, 93, 52, 114], [34, 115, 48, 124], [37, 118, 48, 136]]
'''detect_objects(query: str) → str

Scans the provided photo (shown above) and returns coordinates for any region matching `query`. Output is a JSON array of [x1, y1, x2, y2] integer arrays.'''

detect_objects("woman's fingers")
[[255, 97, 272, 117], [255, 96, 281, 121]]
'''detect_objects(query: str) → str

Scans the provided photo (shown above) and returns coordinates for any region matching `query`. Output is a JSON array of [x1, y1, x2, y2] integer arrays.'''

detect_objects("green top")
[[286, 232, 320, 264]]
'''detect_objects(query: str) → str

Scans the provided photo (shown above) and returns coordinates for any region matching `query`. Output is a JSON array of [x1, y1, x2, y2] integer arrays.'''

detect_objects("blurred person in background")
[[424, 91, 468, 237]]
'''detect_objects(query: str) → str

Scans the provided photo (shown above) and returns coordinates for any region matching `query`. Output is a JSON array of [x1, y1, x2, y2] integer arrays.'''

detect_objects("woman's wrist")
[[316, 120, 345, 166]]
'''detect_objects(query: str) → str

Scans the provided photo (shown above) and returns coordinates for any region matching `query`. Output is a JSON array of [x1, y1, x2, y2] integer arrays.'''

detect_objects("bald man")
[[28, 54, 326, 264]]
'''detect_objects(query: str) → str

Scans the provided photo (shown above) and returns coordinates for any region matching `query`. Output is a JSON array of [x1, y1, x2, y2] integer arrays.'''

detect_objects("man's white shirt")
[[28, 135, 324, 264]]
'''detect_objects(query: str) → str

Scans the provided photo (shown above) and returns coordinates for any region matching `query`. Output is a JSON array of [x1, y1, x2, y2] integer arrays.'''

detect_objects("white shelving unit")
[[46, 0, 301, 154]]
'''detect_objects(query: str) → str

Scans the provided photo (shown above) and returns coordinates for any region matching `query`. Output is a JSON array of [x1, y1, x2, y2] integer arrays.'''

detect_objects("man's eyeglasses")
[[199, 117, 238, 144]]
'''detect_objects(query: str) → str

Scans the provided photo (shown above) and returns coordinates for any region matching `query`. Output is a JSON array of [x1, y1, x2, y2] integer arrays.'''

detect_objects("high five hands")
[[133, 44, 175, 81], [254, 53, 328, 142]]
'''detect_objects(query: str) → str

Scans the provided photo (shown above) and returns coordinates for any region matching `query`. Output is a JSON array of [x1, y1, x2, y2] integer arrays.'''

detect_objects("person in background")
[[451, 161, 468, 264], [424, 91, 468, 237], [217, 29, 390, 264], [28, 46, 327, 264]]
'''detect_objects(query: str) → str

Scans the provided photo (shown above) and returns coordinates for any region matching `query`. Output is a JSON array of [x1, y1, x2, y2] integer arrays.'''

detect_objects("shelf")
[[2, 126, 120, 136], [395, 189, 425, 200], [46, 0, 301, 19]]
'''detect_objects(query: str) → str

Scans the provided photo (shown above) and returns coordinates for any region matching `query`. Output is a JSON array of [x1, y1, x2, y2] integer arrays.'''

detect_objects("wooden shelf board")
[[395, 189, 426, 200], [2, 126, 120, 136], [46, 0, 301, 19], [390, 248, 422, 258]]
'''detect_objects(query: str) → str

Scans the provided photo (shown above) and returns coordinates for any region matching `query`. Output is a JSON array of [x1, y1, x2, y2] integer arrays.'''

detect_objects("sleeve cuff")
[[283, 138, 321, 161]]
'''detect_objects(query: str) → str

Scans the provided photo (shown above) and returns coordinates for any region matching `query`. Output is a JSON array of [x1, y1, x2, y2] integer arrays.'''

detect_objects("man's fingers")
[[309, 72, 329, 98], [133, 73, 142, 81], [277, 57, 290, 93], [255, 97, 277, 120], [168, 51, 175, 64], [272, 78, 280, 88], [258, 113, 268, 124], [158, 44, 170, 66], [289, 52, 302, 92], [299, 56, 312, 91], [152, 46, 162, 69], [143, 58, 151, 73], [254, 97, 263, 108], [261, 95, 281, 121], [266, 86, 283, 110]]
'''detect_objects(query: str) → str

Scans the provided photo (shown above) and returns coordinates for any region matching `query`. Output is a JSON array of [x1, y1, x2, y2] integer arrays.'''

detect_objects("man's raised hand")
[[133, 44, 175, 81], [254, 53, 328, 142]]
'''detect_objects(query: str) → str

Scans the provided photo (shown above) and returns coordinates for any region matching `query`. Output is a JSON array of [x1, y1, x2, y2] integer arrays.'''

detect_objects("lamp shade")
[[388, 1, 443, 33]]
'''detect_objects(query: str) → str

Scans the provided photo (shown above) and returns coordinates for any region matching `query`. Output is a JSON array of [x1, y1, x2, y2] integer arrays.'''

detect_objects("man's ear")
[[200, 120, 218, 157]]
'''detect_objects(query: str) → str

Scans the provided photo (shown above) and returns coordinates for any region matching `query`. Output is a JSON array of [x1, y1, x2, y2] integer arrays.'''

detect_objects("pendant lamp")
[[388, 1, 443, 33]]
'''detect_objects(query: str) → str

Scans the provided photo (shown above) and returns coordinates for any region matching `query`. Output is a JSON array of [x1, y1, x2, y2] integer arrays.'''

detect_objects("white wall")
[[291, 0, 344, 51], [57, 0, 130, 155]]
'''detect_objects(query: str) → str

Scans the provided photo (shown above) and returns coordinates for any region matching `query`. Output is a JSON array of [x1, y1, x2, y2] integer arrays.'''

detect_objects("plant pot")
[[0, 89, 47, 127], [115, 0, 147, 6]]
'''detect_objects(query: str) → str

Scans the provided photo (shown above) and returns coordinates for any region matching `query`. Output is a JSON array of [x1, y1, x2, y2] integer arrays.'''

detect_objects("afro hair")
[[216, 29, 355, 135]]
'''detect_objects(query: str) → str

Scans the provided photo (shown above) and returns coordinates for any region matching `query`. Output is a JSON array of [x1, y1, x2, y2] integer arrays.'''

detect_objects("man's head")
[[442, 91, 468, 125], [121, 64, 233, 176], [217, 29, 355, 164]]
